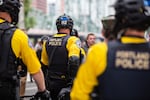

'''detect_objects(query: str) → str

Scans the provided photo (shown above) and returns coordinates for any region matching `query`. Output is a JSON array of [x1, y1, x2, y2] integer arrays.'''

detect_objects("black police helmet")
[[113, 0, 150, 33], [70, 29, 79, 37], [56, 14, 74, 31], [0, 0, 21, 25]]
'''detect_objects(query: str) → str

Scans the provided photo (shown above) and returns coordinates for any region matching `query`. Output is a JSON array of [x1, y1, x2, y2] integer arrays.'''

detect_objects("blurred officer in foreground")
[[0, 0, 50, 100], [71, 0, 150, 100], [41, 14, 81, 100], [89, 15, 117, 100], [70, 29, 86, 65]]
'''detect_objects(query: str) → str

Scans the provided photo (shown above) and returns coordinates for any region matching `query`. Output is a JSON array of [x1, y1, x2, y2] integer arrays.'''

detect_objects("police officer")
[[70, 29, 86, 65], [0, 0, 50, 100], [41, 14, 81, 100], [71, 0, 150, 100]]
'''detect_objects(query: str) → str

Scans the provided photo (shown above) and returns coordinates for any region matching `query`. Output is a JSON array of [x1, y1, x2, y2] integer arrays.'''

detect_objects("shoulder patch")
[[76, 39, 81, 48]]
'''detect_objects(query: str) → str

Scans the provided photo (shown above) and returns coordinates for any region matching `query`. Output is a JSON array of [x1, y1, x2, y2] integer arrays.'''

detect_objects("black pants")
[[0, 84, 17, 100], [46, 78, 67, 100]]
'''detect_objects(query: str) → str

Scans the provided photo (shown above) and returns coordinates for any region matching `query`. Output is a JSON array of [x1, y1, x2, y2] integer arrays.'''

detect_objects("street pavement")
[[25, 81, 37, 96], [21, 73, 37, 100]]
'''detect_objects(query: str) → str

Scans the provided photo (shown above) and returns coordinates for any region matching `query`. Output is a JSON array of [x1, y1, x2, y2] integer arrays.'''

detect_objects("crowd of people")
[[0, 0, 149, 100]]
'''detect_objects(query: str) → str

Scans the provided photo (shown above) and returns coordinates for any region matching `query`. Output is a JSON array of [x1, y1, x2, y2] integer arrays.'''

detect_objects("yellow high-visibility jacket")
[[71, 36, 148, 100]]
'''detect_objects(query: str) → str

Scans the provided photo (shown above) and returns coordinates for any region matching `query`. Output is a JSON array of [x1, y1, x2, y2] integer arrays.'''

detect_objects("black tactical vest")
[[0, 22, 18, 81], [98, 40, 150, 100], [45, 35, 70, 80]]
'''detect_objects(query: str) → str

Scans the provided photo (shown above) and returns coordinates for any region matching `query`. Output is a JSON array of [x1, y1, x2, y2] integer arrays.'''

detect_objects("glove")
[[34, 90, 51, 100], [58, 87, 71, 100]]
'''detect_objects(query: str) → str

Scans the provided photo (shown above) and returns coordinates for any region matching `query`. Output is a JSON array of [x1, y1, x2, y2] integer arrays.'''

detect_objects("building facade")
[[50, 0, 116, 33], [21, 0, 116, 34], [32, 0, 47, 14]]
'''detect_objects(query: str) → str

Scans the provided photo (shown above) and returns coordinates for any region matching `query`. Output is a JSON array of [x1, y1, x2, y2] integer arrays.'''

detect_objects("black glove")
[[58, 87, 71, 100], [34, 90, 51, 100]]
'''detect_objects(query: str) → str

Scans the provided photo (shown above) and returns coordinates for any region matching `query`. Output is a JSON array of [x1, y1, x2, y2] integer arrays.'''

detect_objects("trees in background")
[[24, 0, 36, 30]]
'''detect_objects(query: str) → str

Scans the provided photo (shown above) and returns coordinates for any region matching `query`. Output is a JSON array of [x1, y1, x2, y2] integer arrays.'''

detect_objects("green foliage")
[[24, 0, 36, 30], [25, 16, 36, 30]]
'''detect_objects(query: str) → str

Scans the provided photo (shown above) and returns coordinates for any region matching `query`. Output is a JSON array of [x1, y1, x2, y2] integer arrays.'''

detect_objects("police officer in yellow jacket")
[[0, 0, 50, 100], [70, 28, 86, 64], [41, 14, 81, 100], [71, 0, 150, 100]]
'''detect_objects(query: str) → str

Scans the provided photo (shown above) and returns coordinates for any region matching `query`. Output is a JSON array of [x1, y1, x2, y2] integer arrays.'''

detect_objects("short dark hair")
[[86, 33, 95, 40]]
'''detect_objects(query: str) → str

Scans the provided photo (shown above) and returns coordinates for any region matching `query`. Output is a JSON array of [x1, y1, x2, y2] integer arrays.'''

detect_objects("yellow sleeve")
[[71, 42, 108, 100], [81, 48, 86, 58], [11, 29, 41, 74], [41, 41, 49, 65], [66, 36, 81, 57]]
